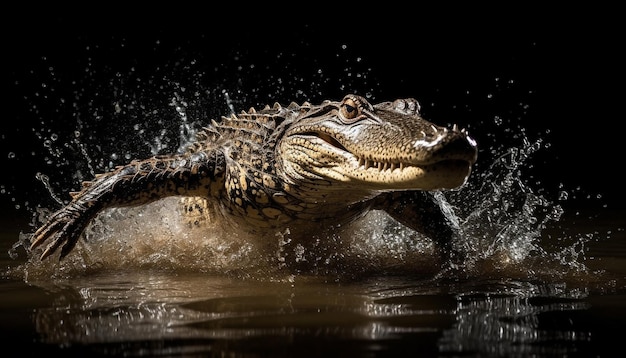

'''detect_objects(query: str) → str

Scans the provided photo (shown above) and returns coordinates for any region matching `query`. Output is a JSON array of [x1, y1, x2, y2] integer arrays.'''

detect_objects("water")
[[1, 211, 625, 357]]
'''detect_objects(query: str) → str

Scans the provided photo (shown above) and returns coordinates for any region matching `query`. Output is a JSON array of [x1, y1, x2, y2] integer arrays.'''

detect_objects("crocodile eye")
[[340, 98, 360, 121]]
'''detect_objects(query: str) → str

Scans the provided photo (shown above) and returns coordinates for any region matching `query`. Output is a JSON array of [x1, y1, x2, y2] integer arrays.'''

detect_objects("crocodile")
[[29, 94, 478, 264]]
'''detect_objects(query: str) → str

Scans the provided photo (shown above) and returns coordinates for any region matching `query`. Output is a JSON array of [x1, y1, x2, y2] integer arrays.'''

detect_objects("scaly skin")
[[30, 94, 477, 261]]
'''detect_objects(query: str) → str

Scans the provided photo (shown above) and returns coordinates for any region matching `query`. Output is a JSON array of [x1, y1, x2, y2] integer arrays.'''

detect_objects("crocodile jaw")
[[282, 135, 476, 191], [331, 154, 473, 190]]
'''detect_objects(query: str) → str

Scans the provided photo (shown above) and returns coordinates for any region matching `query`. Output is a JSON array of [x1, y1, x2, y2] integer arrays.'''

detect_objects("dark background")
[[1, 6, 624, 227]]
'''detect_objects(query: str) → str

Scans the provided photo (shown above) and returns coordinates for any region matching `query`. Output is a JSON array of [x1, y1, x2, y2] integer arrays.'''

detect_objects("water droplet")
[[7, 152, 15, 159]]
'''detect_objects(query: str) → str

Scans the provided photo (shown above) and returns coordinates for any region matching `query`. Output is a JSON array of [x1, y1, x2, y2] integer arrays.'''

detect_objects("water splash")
[[440, 132, 600, 282], [4, 84, 600, 283], [34, 172, 64, 206]]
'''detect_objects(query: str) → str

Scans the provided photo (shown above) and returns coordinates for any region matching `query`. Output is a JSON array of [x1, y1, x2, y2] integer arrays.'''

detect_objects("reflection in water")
[[27, 272, 594, 356], [440, 284, 590, 356]]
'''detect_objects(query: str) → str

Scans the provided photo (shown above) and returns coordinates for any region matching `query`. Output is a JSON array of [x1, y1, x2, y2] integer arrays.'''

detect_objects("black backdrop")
[[1, 6, 624, 220]]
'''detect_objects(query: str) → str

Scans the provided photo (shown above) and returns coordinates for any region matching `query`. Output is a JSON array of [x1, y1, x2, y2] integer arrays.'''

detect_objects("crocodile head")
[[280, 94, 478, 192]]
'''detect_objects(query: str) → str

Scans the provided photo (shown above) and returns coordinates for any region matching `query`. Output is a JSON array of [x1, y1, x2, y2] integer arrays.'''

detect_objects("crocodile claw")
[[29, 203, 92, 260]]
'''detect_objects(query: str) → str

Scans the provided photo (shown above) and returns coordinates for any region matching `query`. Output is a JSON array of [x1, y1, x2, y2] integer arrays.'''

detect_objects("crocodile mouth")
[[315, 131, 475, 166], [291, 131, 476, 190], [346, 155, 474, 190]]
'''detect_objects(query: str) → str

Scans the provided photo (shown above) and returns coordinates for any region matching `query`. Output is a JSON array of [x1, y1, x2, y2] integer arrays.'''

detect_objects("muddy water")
[[2, 192, 625, 357]]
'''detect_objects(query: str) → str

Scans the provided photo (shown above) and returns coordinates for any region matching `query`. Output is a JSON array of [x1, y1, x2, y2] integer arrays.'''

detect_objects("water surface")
[[2, 194, 625, 357]]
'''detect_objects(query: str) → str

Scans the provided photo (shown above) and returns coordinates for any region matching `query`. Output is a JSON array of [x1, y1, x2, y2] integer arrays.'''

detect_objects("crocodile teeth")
[[358, 158, 404, 172]]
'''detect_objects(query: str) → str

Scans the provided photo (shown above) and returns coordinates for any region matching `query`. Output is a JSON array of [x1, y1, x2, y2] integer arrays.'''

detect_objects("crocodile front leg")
[[373, 191, 462, 262], [30, 151, 225, 260]]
